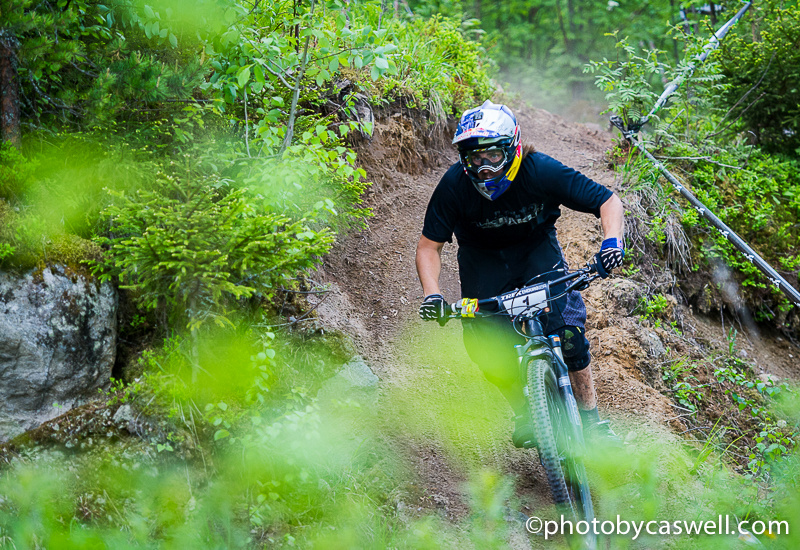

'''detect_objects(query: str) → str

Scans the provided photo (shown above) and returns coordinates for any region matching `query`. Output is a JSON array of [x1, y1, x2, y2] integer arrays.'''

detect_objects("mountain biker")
[[415, 100, 625, 448]]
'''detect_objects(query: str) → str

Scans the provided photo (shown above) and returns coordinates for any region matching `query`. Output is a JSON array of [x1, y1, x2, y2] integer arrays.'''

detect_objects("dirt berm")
[[309, 101, 800, 540]]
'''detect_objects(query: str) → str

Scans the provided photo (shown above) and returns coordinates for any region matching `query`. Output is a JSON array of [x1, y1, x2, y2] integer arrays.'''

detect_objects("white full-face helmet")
[[452, 100, 522, 200]]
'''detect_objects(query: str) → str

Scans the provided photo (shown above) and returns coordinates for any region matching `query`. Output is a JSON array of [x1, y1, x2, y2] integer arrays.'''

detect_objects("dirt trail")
[[310, 102, 800, 535]]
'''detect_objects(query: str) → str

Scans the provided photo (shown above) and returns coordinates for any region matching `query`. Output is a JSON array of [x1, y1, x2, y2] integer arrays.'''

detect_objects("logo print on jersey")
[[474, 203, 543, 229]]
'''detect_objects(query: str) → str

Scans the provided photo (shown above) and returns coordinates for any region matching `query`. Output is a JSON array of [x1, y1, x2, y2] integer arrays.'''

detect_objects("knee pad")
[[556, 326, 591, 372]]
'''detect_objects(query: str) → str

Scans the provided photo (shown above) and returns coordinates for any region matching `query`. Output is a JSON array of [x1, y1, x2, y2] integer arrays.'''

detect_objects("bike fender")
[[520, 347, 552, 380], [525, 347, 551, 360]]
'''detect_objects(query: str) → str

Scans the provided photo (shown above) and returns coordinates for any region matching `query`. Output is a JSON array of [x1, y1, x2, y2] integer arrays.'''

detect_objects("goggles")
[[464, 147, 508, 173]]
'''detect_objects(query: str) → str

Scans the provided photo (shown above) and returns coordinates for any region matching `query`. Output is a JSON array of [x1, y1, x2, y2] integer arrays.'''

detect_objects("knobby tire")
[[527, 357, 596, 550]]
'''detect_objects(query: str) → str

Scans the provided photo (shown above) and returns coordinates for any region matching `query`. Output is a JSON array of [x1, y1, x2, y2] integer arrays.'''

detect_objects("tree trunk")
[[567, 0, 576, 36], [527, 6, 541, 63], [280, 0, 316, 154], [555, 0, 571, 55], [669, 0, 681, 63], [0, 31, 21, 148]]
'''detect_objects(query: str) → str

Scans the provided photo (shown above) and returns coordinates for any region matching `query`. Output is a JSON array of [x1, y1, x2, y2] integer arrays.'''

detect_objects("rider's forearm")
[[599, 194, 624, 241], [416, 235, 444, 297]]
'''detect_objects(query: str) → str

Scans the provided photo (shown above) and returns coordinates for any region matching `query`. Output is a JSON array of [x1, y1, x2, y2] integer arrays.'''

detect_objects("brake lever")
[[573, 279, 591, 292], [439, 301, 460, 326]]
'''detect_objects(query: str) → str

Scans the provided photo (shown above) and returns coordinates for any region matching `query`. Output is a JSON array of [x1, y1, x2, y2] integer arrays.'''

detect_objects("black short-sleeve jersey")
[[422, 152, 613, 249]]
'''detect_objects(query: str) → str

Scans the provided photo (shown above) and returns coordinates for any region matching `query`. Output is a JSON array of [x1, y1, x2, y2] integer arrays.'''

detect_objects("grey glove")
[[419, 293, 448, 324]]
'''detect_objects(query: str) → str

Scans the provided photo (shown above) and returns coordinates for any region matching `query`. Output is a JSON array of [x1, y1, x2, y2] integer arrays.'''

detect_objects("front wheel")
[[527, 357, 596, 550]]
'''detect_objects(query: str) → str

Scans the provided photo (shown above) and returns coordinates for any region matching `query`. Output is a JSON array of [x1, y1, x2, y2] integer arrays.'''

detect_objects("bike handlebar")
[[446, 261, 601, 321]]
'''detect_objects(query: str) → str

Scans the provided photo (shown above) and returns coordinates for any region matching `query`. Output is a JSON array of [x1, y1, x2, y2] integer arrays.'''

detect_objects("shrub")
[[380, 15, 495, 116], [720, 0, 800, 156], [588, 34, 800, 325], [94, 173, 333, 331]]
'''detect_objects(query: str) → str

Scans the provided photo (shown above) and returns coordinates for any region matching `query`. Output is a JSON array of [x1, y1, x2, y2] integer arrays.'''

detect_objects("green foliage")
[[0, 326, 446, 549], [7, 0, 488, 145], [465, 470, 512, 549], [207, 0, 399, 97], [95, 172, 333, 330], [0, 200, 101, 270], [584, 34, 664, 128], [593, 32, 800, 325], [719, 0, 800, 156], [0, 134, 155, 268], [0, 141, 35, 201], [410, 0, 680, 105], [661, 357, 705, 413], [1, 0, 206, 129], [100, 377, 142, 407], [243, 117, 373, 228], [687, 151, 800, 318], [3, 0, 493, 325], [640, 293, 669, 318], [205, 0, 492, 122], [0, 6, 497, 544], [654, 326, 799, 482], [376, 15, 494, 116], [637, 292, 683, 334], [132, 331, 277, 421]]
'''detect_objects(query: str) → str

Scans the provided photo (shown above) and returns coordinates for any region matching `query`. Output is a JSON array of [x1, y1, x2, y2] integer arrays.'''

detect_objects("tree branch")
[[653, 155, 744, 170], [280, 0, 316, 155], [705, 51, 775, 139], [239, 33, 294, 90], [704, 92, 766, 139], [263, 59, 293, 89], [244, 87, 251, 157]]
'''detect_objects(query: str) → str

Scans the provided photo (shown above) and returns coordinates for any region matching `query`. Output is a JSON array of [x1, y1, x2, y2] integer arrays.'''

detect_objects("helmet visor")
[[463, 147, 508, 174]]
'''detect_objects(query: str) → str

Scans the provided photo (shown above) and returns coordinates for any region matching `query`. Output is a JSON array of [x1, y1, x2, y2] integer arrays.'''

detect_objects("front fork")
[[515, 333, 585, 440], [549, 336, 584, 434]]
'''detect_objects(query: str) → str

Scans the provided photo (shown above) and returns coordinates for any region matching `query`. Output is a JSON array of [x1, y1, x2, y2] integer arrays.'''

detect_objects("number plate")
[[497, 284, 548, 317]]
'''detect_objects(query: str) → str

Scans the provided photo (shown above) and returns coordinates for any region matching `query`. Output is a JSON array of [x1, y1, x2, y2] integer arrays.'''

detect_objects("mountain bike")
[[445, 261, 602, 550]]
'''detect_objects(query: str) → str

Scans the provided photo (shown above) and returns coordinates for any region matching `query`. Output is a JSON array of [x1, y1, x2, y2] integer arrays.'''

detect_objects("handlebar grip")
[[449, 298, 480, 318], [591, 256, 609, 278], [458, 298, 479, 317]]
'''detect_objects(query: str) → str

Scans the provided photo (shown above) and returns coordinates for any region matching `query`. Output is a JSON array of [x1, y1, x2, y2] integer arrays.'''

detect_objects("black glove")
[[419, 293, 449, 325], [594, 237, 625, 278]]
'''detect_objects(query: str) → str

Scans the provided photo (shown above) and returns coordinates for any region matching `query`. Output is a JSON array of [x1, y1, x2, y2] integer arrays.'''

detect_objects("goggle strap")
[[504, 144, 523, 182]]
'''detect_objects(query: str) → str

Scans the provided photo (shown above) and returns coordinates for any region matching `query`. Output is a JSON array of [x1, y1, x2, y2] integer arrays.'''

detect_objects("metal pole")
[[610, 1, 800, 309], [630, 1, 753, 133], [613, 117, 800, 309]]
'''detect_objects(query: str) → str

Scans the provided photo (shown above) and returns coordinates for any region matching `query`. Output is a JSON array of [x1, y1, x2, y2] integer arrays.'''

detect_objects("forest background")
[[1, 0, 800, 547]]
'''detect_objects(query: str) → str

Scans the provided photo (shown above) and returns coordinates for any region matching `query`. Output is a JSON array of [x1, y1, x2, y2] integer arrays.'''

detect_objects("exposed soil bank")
[[310, 100, 800, 530]]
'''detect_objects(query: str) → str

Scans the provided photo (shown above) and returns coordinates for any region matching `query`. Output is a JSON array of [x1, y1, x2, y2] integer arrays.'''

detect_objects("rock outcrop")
[[0, 266, 117, 441], [317, 355, 379, 404]]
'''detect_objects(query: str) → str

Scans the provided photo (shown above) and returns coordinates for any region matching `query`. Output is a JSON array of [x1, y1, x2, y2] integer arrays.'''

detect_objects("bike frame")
[[450, 264, 598, 441], [515, 266, 595, 441], [446, 263, 600, 548], [514, 318, 585, 438]]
